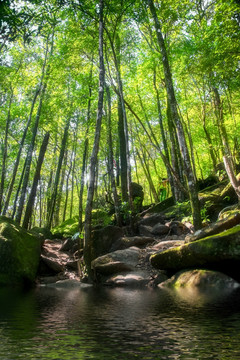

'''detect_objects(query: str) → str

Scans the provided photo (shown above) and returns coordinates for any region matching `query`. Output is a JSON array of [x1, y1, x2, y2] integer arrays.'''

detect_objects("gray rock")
[[91, 247, 141, 276], [111, 236, 154, 251], [138, 213, 166, 227], [151, 224, 169, 236], [91, 225, 125, 259], [40, 255, 64, 273], [139, 225, 155, 237], [105, 271, 151, 287]]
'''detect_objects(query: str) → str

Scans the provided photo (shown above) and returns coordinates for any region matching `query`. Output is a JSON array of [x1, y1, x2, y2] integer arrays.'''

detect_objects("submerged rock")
[[105, 271, 151, 287], [0, 216, 41, 286], [160, 269, 239, 289]]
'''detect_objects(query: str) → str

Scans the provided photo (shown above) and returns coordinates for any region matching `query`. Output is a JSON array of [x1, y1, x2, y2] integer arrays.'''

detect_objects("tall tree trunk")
[[106, 85, 121, 226], [137, 149, 159, 203], [153, 67, 175, 198], [84, 0, 105, 277], [54, 149, 68, 227], [15, 82, 47, 224], [213, 87, 240, 200], [106, 30, 133, 224], [2, 87, 40, 215], [22, 132, 50, 229], [79, 71, 92, 232], [148, 0, 202, 229], [0, 90, 13, 213], [47, 118, 70, 229], [118, 99, 128, 202], [15, 30, 54, 224]]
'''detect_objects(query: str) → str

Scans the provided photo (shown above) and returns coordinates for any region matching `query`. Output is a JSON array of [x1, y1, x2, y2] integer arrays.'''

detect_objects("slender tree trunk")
[[54, 149, 68, 226], [106, 30, 133, 225], [84, 0, 105, 277], [2, 87, 40, 215], [0, 90, 13, 213], [70, 149, 76, 219], [22, 132, 50, 229], [213, 87, 240, 200], [118, 99, 128, 202], [47, 118, 70, 229], [15, 82, 47, 224], [15, 30, 54, 224], [153, 67, 175, 197], [106, 85, 121, 226], [137, 149, 159, 203], [63, 152, 73, 223], [148, 0, 202, 229], [79, 82, 92, 233]]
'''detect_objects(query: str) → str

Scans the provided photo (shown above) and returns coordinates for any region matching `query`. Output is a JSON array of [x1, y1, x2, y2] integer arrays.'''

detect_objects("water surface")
[[0, 285, 240, 359]]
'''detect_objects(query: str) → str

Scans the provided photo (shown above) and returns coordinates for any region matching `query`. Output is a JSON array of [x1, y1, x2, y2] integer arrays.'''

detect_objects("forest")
[[0, 0, 240, 279]]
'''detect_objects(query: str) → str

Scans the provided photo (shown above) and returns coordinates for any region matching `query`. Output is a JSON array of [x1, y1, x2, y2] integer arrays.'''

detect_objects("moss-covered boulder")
[[0, 216, 41, 286], [30, 227, 53, 240], [150, 224, 240, 281], [161, 269, 239, 289]]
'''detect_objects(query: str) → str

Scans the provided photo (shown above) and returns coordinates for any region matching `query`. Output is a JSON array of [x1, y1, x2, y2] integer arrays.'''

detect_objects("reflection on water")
[[1, 285, 240, 359]]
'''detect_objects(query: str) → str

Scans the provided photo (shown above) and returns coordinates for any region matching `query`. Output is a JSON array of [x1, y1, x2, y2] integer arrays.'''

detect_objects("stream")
[[1, 284, 240, 359]]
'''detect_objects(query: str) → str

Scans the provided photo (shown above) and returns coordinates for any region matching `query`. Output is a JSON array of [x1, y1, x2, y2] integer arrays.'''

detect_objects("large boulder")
[[0, 216, 41, 286], [30, 227, 53, 240], [91, 225, 125, 260], [111, 236, 155, 251], [91, 247, 141, 276], [150, 224, 240, 281]]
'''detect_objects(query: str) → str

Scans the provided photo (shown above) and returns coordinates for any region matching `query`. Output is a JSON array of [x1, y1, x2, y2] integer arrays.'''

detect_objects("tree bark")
[[0, 90, 13, 213], [106, 85, 121, 226], [148, 0, 202, 229], [22, 132, 50, 229], [2, 87, 40, 215], [47, 118, 70, 229], [15, 30, 54, 224], [84, 0, 105, 277]]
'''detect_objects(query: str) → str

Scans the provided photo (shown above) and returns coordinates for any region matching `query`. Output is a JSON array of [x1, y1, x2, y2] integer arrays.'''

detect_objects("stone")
[[185, 213, 240, 242], [91, 247, 141, 276], [151, 224, 169, 236], [138, 213, 166, 227], [105, 271, 151, 287], [40, 255, 64, 274], [111, 236, 154, 251], [30, 227, 53, 240], [0, 216, 41, 286], [150, 224, 240, 281], [91, 225, 125, 260], [160, 269, 239, 289], [139, 225, 154, 237], [60, 237, 79, 252]]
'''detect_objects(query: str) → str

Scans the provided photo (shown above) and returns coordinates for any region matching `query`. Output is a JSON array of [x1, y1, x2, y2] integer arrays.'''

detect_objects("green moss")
[[52, 216, 79, 237], [0, 218, 41, 285]]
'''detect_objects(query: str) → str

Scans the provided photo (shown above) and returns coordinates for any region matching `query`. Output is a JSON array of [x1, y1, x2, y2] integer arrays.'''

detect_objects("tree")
[[84, 0, 105, 276]]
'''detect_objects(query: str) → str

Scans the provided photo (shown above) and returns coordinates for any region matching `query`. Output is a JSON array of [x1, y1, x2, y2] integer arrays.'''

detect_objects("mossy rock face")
[[146, 197, 174, 214], [52, 216, 79, 237], [0, 217, 41, 286], [150, 224, 240, 281], [161, 269, 239, 289], [30, 227, 53, 240]]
